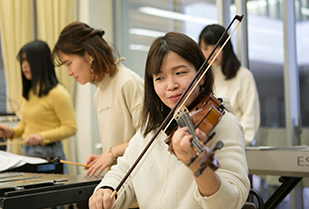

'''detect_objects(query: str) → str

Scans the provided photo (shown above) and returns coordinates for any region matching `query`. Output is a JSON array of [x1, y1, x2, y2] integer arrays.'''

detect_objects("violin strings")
[[178, 112, 203, 153]]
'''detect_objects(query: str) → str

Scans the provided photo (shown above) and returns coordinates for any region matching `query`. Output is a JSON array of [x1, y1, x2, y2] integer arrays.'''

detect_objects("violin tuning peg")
[[194, 165, 207, 177], [186, 153, 199, 166], [212, 141, 223, 152], [203, 132, 216, 145]]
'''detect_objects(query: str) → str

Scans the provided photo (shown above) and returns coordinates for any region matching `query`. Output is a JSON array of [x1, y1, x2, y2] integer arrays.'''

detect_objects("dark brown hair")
[[141, 32, 214, 137], [52, 21, 116, 82], [198, 24, 240, 79]]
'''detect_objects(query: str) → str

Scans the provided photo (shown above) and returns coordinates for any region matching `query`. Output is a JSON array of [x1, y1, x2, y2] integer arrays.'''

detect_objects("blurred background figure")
[[0, 40, 77, 175], [52, 21, 144, 177], [199, 24, 260, 146]]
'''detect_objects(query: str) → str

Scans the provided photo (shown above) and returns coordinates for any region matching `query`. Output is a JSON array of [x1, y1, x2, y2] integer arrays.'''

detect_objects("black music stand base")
[[264, 176, 302, 209]]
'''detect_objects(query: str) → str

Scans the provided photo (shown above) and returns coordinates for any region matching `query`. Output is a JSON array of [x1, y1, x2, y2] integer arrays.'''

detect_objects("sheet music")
[[0, 150, 47, 172]]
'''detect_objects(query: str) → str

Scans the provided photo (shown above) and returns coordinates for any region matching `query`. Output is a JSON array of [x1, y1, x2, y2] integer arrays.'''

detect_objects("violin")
[[164, 93, 225, 176], [110, 14, 244, 200]]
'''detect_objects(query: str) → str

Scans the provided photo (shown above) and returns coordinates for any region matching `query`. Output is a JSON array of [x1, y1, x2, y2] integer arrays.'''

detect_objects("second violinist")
[[89, 32, 250, 209]]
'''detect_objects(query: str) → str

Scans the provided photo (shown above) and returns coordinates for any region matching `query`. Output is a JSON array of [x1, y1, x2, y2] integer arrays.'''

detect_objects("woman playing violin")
[[89, 32, 250, 209]]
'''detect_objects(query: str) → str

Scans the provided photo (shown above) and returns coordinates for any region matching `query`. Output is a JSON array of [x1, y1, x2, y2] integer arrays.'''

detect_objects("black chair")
[[242, 188, 264, 209]]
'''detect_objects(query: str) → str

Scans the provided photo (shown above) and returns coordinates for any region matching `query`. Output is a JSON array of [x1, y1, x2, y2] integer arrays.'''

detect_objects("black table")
[[0, 172, 102, 209]]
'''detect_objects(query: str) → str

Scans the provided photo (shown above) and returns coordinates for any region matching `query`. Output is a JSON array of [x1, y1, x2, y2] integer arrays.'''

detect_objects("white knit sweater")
[[93, 59, 144, 170], [95, 111, 250, 209], [212, 65, 260, 146]]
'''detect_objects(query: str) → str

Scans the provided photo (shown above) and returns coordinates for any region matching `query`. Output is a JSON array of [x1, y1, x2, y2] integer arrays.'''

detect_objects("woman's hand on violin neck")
[[173, 127, 221, 196], [89, 188, 115, 209], [172, 127, 200, 166], [172, 128, 216, 173]]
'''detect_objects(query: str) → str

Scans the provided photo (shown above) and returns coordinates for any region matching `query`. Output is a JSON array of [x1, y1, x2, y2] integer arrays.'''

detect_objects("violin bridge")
[[174, 106, 189, 120]]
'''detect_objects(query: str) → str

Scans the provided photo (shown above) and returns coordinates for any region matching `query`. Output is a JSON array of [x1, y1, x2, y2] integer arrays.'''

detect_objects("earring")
[[89, 56, 96, 84], [90, 69, 95, 84], [161, 103, 163, 112], [89, 56, 94, 64]]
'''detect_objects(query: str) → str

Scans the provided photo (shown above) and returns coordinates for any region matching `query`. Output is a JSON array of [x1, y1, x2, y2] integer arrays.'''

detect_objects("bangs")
[[19, 57, 27, 63], [52, 52, 65, 67], [203, 31, 218, 45], [52, 40, 84, 68], [146, 42, 169, 78], [147, 57, 163, 78], [17, 51, 27, 63]]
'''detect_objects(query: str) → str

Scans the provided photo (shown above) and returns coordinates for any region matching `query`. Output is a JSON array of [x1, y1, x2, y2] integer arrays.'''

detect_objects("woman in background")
[[52, 21, 144, 176], [89, 32, 250, 209], [0, 40, 77, 174], [199, 24, 260, 146]]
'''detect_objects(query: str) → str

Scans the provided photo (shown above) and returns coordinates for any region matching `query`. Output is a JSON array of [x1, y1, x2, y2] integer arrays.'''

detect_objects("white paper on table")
[[0, 150, 48, 172]]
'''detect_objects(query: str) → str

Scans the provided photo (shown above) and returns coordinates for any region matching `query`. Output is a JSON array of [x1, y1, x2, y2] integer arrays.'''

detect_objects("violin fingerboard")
[[177, 111, 195, 134], [177, 112, 201, 149]]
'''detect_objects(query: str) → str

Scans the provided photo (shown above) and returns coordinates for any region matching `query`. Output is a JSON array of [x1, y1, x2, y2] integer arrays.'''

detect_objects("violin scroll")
[[193, 141, 223, 177]]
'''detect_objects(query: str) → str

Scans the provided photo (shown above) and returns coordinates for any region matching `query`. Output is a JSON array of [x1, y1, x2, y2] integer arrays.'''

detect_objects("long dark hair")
[[141, 32, 214, 137], [17, 40, 58, 100], [198, 24, 240, 79], [52, 21, 116, 83]]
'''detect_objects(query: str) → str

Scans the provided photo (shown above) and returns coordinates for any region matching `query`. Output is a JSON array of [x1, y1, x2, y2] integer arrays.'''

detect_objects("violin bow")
[[110, 14, 244, 200]]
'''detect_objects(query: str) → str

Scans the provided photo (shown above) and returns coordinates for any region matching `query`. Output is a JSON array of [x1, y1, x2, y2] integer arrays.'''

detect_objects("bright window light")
[[139, 6, 215, 25], [129, 28, 166, 37], [129, 44, 150, 52], [302, 7, 309, 16]]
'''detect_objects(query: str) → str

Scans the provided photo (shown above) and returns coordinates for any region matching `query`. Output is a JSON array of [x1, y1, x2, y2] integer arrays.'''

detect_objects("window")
[[114, 0, 218, 78]]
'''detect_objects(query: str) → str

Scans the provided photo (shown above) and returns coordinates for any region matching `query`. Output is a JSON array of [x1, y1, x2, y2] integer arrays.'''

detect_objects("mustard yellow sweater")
[[12, 84, 77, 145]]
